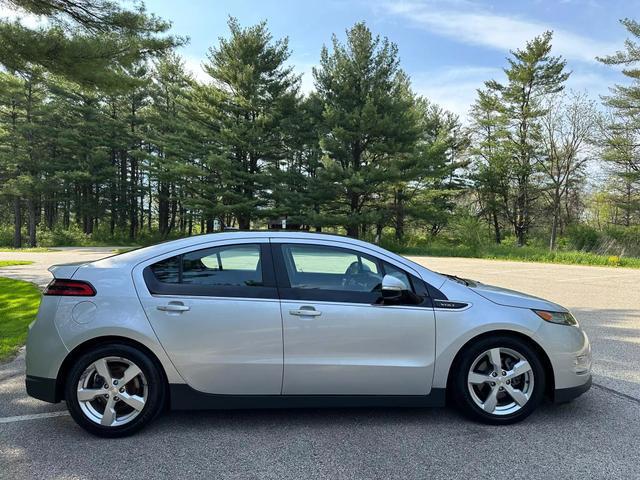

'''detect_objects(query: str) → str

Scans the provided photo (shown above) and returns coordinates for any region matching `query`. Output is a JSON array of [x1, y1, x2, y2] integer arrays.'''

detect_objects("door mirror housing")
[[381, 274, 409, 300]]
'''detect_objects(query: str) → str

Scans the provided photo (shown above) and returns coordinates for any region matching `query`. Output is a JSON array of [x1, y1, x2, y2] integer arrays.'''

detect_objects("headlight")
[[533, 310, 578, 326]]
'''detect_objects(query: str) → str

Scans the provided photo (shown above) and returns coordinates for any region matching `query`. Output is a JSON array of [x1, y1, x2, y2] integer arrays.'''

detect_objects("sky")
[[3, 0, 638, 119]]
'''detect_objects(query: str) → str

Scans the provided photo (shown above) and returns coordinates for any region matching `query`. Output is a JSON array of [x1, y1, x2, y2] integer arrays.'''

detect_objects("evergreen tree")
[[598, 18, 640, 226], [391, 99, 468, 241], [486, 31, 570, 245], [469, 88, 511, 244], [313, 22, 420, 238], [0, 0, 183, 88], [189, 18, 300, 229]]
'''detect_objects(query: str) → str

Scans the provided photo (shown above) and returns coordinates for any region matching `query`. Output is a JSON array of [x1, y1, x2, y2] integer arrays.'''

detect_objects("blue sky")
[[2, 0, 636, 118], [140, 0, 636, 118]]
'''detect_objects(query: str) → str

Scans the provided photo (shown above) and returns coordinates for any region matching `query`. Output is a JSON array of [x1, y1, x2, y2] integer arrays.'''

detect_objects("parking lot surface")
[[1, 250, 639, 480]]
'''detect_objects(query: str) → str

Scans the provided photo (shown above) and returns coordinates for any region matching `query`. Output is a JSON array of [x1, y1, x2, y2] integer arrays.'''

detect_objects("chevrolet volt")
[[25, 232, 592, 437]]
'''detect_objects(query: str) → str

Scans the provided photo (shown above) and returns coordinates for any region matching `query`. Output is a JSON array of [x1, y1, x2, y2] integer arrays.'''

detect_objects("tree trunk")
[[346, 192, 359, 238], [27, 198, 37, 247], [158, 181, 169, 236], [13, 197, 22, 249], [394, 188, 405, 241], [238, 215, 251, 230], [492, 210, 501, 244], [375, 223, 383, 244], [549, 189, 561, 251], [515, 226, 526, 247], [129, 156, 138, 240]]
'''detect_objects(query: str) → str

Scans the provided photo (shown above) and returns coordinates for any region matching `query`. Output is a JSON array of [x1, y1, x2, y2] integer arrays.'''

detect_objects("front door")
[[134, 240, 283, 395], [273, 240, 436, 396]]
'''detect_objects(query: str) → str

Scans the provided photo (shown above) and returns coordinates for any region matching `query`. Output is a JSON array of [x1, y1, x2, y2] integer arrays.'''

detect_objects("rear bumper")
[[553, 375, 592, 403], [25, 375, 59, 403]]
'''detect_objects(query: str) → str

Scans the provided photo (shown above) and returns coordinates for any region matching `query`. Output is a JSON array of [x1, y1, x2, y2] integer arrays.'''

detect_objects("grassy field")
[[393, 243, 640, 268], [0, 247, 52, 252], [0, 277, 41, 361], [0, 260, 34, 268]]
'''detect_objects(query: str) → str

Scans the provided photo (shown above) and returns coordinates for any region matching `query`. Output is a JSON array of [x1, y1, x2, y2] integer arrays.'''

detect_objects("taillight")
[[44, 279, 96, 296]]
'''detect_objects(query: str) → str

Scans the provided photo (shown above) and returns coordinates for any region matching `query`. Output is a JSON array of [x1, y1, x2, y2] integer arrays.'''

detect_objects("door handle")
[[157, 302, 190, 313], [289, 307, 322, 317]]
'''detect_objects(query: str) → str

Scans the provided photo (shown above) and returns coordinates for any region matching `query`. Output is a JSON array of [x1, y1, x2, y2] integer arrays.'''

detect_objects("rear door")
[[272, 239, 436, 396], [133, 239, 283, 395]]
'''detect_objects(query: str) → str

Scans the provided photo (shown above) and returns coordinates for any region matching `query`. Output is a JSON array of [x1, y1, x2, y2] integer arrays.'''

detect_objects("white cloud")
[[0, 5, 46, 29], [181, 55, 317, 91], [182, 56, 210, 84], [411, 65, 502, 119], [291, 60, 317, 94], [411, 65, 615, 122], [385, 1, 619, 64]]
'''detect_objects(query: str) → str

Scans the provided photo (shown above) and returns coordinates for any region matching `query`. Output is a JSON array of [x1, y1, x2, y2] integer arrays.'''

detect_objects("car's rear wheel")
[[452, 335, 545, 424], [64, 344, 166, 437]]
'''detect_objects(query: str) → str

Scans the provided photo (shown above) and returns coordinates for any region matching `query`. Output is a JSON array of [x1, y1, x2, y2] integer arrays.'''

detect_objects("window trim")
[[143, 243, 278, 299]]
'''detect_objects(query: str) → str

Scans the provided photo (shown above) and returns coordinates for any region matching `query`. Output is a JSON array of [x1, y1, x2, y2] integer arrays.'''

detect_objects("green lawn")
[[0, 260, 34, 268], [394, 243, 640, 268], [0, 277, 41, 361], [0, 247, 53, 252]]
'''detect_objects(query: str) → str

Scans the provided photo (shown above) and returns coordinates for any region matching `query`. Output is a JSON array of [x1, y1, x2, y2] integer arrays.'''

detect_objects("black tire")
[[64, 343, 166, 437], [451, 335, 546, 425]]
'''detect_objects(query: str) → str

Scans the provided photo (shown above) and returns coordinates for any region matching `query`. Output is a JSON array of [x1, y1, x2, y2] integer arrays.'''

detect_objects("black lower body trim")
[[25, 375, 59, 403], [554, 375, 592, 403], [169, 384, 447, 410]]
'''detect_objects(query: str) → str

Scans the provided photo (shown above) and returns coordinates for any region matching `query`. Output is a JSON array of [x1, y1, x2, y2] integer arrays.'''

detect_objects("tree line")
[[0, 1, 639, 253]]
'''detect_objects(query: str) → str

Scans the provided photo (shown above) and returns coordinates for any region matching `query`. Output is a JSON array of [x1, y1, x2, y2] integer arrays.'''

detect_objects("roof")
[[85, 231, 446, 288]]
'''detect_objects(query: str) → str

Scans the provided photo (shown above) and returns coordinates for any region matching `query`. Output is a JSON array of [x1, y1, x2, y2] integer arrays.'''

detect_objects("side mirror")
[[381, 274, 408, 300]]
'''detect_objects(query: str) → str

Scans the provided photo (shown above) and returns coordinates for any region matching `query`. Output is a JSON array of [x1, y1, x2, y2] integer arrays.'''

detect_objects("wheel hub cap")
[[467, 347, 534, 416], [77, 356, 148, 427]]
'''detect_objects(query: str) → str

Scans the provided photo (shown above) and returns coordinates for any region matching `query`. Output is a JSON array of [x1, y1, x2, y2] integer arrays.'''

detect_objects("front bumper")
[[554, 374, 592, 403], [26, 375, 59, 403]]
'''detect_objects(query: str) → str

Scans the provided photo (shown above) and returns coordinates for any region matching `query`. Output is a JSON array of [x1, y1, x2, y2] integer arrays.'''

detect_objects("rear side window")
[[150, 244, 262, 287], [150, 255, 180, 283]]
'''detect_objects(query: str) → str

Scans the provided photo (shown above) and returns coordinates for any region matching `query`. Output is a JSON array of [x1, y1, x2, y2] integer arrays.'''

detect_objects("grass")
[[0, 277, 41, 361], [0, 247, 53, 252], [394, 243, 640, 268], [0, 260, 34, 268]]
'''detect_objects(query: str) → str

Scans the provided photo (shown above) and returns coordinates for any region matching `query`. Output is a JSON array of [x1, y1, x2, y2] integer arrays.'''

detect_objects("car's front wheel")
[[452, 335, 545, 424], [64, 344, 166, 437]]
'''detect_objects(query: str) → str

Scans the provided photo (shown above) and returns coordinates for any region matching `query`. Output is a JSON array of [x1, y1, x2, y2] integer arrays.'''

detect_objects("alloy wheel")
[[467, 347, 534, 416], [76, 356, 148, 427]]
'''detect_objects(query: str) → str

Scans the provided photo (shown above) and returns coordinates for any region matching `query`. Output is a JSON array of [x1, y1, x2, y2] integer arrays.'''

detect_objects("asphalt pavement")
[[0, 250, 639, 480]]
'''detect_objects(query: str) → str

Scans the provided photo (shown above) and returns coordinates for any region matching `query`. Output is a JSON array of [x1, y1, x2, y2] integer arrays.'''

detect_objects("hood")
[[469, 282, 567, 312]]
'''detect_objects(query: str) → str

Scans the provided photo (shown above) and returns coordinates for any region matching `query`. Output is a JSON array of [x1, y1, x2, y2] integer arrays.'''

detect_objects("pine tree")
[[0, 0, 183, 88], [313, 22, 420, 238], [598, 18, 640, 226], [486, 31, 570, 246], [189, 18, 300, 229], [469, 88, 511, 244]]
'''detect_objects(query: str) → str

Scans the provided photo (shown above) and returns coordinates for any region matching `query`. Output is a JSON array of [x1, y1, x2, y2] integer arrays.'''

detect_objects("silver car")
[[25, 232, 592, 437]]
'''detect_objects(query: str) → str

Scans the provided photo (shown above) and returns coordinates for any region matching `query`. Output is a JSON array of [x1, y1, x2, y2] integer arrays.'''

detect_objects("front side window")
[[282, 244, 383, 293], [383, 262, 411, 291]]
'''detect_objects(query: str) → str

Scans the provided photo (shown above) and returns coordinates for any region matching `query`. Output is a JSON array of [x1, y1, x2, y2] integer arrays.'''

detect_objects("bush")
[[0, 226, 14, 247], [449, 215, 488, 252], [37, 226, 91, 247], [566, 225, 600, 251]]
